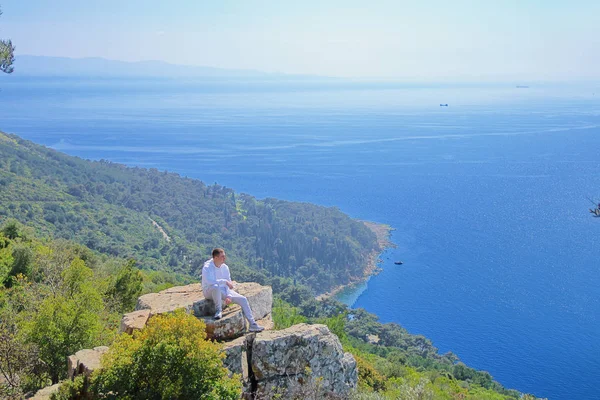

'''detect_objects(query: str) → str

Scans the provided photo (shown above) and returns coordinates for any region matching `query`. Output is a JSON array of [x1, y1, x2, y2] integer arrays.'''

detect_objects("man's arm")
[[223, 265, 234, 288], [201, 264, 216, 287]]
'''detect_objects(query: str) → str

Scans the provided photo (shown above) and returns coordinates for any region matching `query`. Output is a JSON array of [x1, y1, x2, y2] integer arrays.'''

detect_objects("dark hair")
[[212, 248, 224, 258]]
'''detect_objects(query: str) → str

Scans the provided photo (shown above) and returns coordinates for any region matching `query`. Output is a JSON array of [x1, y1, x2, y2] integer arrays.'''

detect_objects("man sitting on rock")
[[202, 248, 265, 332]]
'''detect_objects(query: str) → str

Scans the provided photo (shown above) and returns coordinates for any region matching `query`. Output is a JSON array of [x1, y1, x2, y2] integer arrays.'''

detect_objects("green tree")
[[91, 310, 241, 399], [0, 237, 13, 283], [1, 219, 20, 240], [6, 244, 33, 286], [0, 7, 14, 74], [24, 259, 103, 384], [106, 259, 143, 314], [0, 278, 40, 396]]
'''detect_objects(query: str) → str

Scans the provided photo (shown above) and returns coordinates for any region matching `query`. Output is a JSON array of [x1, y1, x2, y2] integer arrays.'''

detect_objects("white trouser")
[[204, 285, 256, 325]]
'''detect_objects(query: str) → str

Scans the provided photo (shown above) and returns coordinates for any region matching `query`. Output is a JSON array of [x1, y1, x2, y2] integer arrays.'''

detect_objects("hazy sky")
[[1, 0, 599, 80]]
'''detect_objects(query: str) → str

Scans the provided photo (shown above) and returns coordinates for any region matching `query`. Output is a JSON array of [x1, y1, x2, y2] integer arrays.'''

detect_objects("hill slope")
[[0, 131, 379, 294]]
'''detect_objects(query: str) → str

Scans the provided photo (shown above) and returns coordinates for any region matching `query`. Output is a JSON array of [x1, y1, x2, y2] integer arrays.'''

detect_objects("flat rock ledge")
[[123, 282, 273, 341]]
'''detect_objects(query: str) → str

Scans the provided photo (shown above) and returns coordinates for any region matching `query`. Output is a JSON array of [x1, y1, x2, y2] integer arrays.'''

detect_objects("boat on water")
[[440, 104, 448, 107], [394, 261, 403, 265]]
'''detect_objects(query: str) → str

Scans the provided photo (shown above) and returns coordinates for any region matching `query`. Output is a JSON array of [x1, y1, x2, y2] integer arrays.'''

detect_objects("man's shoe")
[[214, 311, 222, 320], [248, 323, 264, 332]]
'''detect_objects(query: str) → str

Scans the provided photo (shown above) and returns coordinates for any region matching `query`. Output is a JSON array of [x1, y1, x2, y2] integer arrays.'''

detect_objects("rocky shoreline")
[[316, 220, 395, 301]]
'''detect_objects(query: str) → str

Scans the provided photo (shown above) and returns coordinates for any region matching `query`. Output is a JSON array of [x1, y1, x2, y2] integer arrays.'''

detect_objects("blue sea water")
[[1, 76, 600, 399]]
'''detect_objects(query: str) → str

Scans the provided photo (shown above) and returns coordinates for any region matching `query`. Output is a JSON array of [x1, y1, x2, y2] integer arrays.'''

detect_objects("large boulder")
[[67, 346, 109, 379], [123, 282, 273, 341], [249, 324, 357, 398], [234, 282, 272, 321]]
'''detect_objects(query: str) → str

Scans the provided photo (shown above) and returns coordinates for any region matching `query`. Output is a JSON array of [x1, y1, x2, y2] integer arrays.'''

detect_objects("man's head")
[[212, 248, 226, 267]]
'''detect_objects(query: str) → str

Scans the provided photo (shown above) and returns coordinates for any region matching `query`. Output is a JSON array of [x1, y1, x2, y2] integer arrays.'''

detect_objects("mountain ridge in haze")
[[10, 55, 329, 79]]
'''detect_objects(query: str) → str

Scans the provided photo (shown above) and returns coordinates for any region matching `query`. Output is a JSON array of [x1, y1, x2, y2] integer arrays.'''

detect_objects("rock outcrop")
[[124, 282, 273, 341], [250, 324, 357, 398], [67, 346, 109, 379], [61, 282, 357, 399], [220, 324, 357, 399]]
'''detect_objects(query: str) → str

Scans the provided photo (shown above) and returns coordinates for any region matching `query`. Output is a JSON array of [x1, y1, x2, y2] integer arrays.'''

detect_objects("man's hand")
[[225, 297, 232, 305], [226, 281, 234, 289]]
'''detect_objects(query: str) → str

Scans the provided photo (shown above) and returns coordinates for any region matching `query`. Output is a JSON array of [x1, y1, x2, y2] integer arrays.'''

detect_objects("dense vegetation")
[[272, 297, 544, 400], [0, 131, 379, 295], [0, 222, 129, 396], [54, 311, 241, 400], [0, 218, 543, 399]]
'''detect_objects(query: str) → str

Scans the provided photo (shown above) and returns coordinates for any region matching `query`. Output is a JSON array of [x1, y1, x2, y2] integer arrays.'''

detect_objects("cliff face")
[[223, 324, 357, 399], [37, 282, 357, 399]]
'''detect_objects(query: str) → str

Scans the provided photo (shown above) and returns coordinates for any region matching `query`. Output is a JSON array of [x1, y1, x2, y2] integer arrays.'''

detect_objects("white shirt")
[[201, 258, 231, 292]]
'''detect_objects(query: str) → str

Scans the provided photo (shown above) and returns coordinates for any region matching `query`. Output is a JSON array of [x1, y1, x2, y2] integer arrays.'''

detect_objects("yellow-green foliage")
[[272, 297, 308, 329], [355, 353, 387, 392], [345, 340, 521, 400], [90, 310, 241, 400]]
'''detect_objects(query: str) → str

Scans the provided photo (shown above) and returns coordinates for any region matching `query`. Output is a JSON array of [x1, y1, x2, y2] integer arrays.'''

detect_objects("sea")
[[1, 76, 599, 400]]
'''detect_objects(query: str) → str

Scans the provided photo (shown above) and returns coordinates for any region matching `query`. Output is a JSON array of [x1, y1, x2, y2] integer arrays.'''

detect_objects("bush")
[[355, 354, 387, 392], [90, 310, 241, 399], [51, 376, 89, 400]]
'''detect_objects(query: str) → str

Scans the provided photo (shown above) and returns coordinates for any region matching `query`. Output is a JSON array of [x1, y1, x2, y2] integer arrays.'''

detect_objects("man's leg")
[[205, 286, 224, 319], [227, 290, 263, 331]]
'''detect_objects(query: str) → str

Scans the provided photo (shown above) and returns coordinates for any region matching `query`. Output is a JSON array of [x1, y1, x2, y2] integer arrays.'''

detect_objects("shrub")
[[90, 310, 241, 399]]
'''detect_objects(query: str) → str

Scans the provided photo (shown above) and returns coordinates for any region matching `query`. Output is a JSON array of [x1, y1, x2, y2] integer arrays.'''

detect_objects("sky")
[[1, 0, 599, 80]]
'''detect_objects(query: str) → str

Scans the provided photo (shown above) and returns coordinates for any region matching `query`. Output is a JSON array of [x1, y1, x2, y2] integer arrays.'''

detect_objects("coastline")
[[316, 220, 395, 301]]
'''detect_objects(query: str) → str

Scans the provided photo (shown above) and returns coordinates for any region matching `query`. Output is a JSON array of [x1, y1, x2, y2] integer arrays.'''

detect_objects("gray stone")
[[222, 336, 249, 379], [67, 346, 109, 379], [201, 304, 246, 340], [119, 309, 150, 334], [249, 323, 357, 398], [29, 383, 62, 399], [234, 282, 273, 321], [257, 312, 274, 331]]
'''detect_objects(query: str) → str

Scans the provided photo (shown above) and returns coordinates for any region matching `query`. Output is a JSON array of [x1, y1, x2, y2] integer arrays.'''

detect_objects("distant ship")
[[516, 85, 529, 88], [440, 104, 448, 107], [394, 261, 403, 265]]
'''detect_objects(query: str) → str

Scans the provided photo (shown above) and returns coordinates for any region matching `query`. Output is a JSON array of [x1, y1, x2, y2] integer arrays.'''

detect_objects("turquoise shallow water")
[[1, 77, 600, 399]]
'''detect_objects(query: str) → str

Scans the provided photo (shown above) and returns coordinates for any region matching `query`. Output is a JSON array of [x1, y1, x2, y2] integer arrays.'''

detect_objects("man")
[[201, 248, 264, 332]]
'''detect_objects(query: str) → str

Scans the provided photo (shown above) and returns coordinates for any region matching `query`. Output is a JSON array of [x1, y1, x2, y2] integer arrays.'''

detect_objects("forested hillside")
[[0, 223, 540, 399], [0, 133, 544, 399], [0, 132, 379, 294]]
